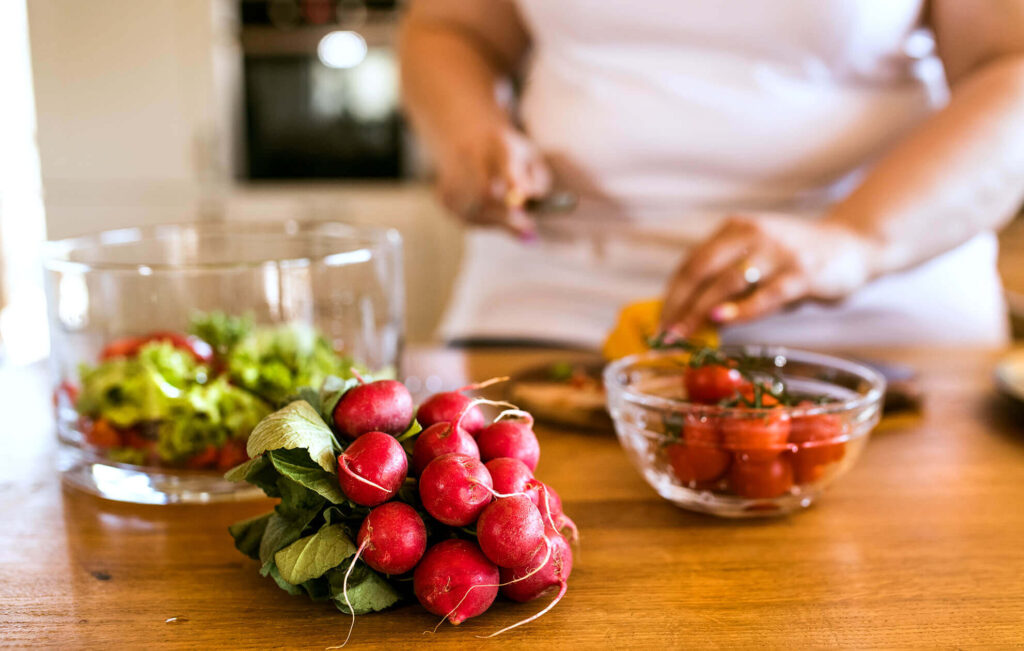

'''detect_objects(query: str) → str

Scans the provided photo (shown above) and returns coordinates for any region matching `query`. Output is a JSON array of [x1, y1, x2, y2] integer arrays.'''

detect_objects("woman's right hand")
[[434, 121, 552, 239]]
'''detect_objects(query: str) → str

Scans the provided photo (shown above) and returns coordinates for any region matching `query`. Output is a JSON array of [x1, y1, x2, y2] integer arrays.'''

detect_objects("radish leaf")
[[274, 524, 356, 585], [247, 401, 336, 472], [268, 449, 349, 504], [329, 562, 401, 615], [228, 512, 271, 560]]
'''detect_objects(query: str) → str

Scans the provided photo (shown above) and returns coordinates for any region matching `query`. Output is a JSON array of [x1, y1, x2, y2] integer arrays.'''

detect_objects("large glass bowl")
[[604, 347, 885, 518], [43, 221, 403, 504]]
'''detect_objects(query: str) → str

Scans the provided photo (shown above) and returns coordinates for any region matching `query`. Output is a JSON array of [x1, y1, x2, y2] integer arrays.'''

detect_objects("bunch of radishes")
[[329, 376, 577, 634]]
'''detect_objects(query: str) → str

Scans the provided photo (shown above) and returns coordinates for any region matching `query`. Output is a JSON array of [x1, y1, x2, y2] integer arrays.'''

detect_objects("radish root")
[[429, 537, 553, 633], [539, 484, 580, 544], [349, 367, 368, 385], [494, 408, 534, 425], [454, 397, 521, 432], [476, 581, 568, 639], [456, 376, 510, 393], [327, 539, 368, 649], [470, 481, 534, 502], [338, 456, 393, 494]]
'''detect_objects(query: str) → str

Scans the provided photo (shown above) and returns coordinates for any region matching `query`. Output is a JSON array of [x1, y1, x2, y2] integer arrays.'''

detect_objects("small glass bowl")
[[604, 347, 886, 518], [43, 221, 403, 504]]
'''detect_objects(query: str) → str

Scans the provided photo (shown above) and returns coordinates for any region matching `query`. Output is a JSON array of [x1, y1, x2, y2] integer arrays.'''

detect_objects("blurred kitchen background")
[[1, 0, 1023, 365]]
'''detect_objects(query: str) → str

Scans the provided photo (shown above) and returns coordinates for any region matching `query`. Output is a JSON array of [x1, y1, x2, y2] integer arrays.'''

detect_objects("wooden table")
[[2, 347, 1023, 649]]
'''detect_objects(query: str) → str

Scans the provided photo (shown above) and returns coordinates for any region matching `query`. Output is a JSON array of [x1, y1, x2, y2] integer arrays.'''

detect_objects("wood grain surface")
[[1, 347, 1023, 649]]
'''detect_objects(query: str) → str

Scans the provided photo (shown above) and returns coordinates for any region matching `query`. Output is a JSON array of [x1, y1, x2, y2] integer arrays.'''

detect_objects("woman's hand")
[[434, 122, 552, 239], [660, 214, 878, 337]]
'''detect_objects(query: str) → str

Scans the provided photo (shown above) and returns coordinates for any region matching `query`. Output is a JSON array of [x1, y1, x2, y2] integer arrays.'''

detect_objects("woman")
[[400, 1, 1024, 347]]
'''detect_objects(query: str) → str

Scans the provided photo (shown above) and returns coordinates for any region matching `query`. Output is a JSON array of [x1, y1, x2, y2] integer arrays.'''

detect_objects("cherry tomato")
[[52, 380, 81, 409], [185, 445, 220, 470], [721, 410, 791, 461], [100, 332, 214, 363], [217, 439, 250, 471], [665, 411, 731, 483], [666, 443, 731, 483], [99, 336, 147, 361], [790, 408, 845, 484], [682, 411, 719, 446], [83, 418, 122, 448], [729, 454, 793, 499], [684, 365, 747, 404], [121, 431, 156, 462]]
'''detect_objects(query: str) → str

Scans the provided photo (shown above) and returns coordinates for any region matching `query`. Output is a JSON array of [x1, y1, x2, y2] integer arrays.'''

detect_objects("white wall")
[[28, 0, 222, 238], [26, 0, 462, 341]]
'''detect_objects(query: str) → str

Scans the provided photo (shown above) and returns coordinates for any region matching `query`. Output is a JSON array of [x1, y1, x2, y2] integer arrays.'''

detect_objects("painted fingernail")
[[710, 302, 739, 323], [519, 230, 539, 243]]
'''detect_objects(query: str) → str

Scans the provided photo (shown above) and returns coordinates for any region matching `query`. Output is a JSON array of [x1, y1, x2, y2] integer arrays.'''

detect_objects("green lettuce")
[[156, 376, 271, 462], [76, 315, 363, 464], [226, 323, 357, 406], [77, 341, 205, 427]]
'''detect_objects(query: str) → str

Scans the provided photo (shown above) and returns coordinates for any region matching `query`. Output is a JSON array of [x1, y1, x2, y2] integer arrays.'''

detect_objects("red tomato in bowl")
[[666, 411, 731, 483], [729, 454, 794, 499], [684, 365, 747, 404], [83, 418, 122, 448], [100, 332, 214, 363], [666, 443, 730, 484], [721, 409, 791, 461], [790, 409, 845, 484], [217, 439, 250, 471], [99, 336, 147, 361], [185, 445, 220, 470]]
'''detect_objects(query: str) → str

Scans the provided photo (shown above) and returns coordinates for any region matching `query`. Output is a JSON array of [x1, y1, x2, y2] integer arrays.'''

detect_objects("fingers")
[[660, 219, 757, 333], [710, 270, 807, 325], [437, 128, 551, 240], [670, 254, 776, 337]]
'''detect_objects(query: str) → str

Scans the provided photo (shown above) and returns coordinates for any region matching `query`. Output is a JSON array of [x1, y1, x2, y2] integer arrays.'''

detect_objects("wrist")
[[819, 211, 889, 283]]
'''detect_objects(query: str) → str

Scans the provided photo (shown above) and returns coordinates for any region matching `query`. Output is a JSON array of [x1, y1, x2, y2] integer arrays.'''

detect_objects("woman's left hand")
[[660, 214, 877, 337]]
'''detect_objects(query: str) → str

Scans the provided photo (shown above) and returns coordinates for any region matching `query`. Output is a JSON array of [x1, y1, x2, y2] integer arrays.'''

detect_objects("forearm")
[[824, 55, 1024, 278], [399, 19, 512, 155]]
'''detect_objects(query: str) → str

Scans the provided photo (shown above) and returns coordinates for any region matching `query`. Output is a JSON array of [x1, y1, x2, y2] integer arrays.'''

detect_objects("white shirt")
[[440, 0, 1008, 346]]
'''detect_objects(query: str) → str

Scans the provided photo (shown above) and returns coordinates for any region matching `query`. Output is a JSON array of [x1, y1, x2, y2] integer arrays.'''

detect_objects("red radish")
[[476, 495, 547, 568], [477, 415, 540, 471], [333, 379, 414, 440], [415, 377, 509, 437], [417, 392, 487, 437], [500, 529, 572, 602], [337, 431, 408, 506], [418, 453, 493, 526], [357, 502, 427, 575], [414, 539, 499, 625], [478, 529, 572, 638], [532, 481, 579, 543], [412, 422, 479, 476], [485, 458, 535, 500]]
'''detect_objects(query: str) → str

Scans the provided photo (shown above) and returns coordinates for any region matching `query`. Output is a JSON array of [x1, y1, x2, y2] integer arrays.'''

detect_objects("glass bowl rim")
[[42, 220, 402, 273], [603, 345, 887, 420]]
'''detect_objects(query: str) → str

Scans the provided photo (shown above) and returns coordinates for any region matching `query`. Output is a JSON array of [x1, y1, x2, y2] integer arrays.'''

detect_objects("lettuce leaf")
[[226, 323, 357, 406], [76, 341, 203, 427]]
